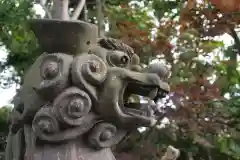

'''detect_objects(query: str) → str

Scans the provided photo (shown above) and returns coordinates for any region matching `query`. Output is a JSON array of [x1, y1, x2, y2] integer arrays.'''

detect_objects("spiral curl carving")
[[53, 87, 92, 126], [88, 122, 127, 149], [32, 105, 60, 139], [33, 105, 99, 142], [37, 53, 73, 101], [71, 54, 107, 100]]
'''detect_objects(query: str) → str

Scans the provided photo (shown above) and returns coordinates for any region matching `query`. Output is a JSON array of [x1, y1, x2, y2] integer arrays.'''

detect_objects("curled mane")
[[98, 37, 134, 57]]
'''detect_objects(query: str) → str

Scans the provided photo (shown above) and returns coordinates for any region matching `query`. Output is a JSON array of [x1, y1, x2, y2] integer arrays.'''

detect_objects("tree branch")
[[229, 28, 240, 56], [52, 0, 69, 20], [71, 0, 86, 20], [83, 3, 88, 21], [96, 0, 104, 37], [40, 4, 52, 19], [35, 0, 52, 18]]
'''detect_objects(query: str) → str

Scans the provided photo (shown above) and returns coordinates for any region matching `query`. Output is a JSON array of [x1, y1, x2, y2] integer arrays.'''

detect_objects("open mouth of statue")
[[122, 82, 168, 117]]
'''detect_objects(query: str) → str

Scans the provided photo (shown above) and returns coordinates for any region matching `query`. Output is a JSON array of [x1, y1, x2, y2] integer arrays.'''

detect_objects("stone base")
[[29, 19, 98, 55], [34, 140, 116, 160]]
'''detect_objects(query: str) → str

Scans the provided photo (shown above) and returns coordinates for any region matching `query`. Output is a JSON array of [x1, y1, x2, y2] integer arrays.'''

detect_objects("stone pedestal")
[[29, 19, 98, 54], [34, 140, 115, 160]]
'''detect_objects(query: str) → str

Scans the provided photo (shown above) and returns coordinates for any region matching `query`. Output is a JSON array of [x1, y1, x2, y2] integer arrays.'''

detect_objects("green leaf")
[[200, 40, 224, 53]]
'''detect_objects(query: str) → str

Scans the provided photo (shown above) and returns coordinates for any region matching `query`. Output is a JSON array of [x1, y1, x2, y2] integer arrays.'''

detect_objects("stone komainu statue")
[[5, 19, 170, 160]]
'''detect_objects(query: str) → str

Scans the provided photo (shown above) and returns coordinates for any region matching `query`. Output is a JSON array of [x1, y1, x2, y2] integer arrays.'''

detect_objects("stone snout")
[[97, 67, 170, 129]]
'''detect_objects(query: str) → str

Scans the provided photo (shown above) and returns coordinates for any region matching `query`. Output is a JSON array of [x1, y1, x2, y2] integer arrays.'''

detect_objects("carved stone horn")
[[29, 19, 98, 55]]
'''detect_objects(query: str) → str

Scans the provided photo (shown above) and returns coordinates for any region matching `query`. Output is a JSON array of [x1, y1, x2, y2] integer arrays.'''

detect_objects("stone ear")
[[130, 54, 141, 71], [131, 54, 140, 65]]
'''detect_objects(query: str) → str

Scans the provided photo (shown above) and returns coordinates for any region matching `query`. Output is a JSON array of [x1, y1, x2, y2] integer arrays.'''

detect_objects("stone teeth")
[[150, 118, 157, 127], [148, 88, 158, 99]]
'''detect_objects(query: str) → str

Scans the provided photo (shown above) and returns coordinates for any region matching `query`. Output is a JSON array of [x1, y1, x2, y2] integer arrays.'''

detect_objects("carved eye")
[[120, 56, 129, 64], [107, 51, 130, 67]]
